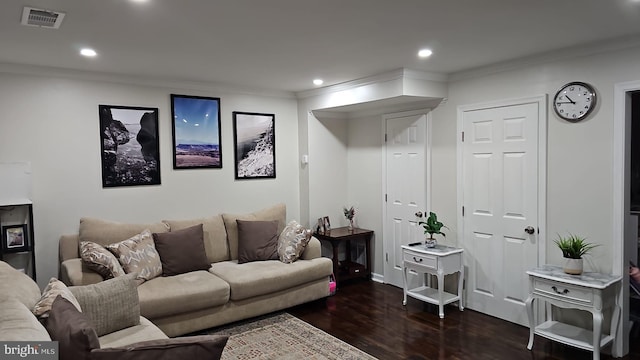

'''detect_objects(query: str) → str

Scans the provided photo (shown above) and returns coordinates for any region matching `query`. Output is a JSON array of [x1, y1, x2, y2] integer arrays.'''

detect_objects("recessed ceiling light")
[[80, 48, 97, 57], [418, 49, 433, 58], [313, 79, 324, 86]]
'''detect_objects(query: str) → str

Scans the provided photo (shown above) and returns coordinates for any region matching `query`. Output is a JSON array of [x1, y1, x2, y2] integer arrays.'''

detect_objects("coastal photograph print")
[[171, 94, 222, 169], [233, 111, 275, 179], [2, 224, 28, 253], [99, 105, 160, 187]]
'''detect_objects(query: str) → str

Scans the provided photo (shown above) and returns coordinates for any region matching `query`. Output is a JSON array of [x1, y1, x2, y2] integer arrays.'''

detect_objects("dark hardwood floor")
[[289, 280, 640, 360]]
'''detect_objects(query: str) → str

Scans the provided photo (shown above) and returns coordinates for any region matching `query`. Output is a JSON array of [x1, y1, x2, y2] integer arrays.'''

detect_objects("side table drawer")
[[403, 250, 437, 270], [533, 278, 593, 304]]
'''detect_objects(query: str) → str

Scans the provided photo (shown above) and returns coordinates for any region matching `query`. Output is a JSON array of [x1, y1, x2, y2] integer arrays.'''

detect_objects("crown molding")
[[449, 34, 640, 82], [0, 62, 296, 99]]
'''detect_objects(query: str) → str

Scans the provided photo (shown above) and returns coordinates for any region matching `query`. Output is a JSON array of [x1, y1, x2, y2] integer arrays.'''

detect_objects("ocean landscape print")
[[171, 94, 222, 169]]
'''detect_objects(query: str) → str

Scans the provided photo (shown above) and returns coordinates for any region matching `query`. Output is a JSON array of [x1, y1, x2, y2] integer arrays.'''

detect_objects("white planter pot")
[[563, 258, 583, 275], [425, 238, 437, 248]]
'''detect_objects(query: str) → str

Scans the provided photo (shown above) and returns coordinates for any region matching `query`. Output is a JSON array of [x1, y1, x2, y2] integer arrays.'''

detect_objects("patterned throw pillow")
[[106, 229, 162, 284], [80, 241, 126, 279], [33, 277, 82, 318], [277, 220, 312, 264]]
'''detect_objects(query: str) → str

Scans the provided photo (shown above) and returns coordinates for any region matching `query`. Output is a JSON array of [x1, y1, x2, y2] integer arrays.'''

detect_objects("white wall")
[[431, 45, 640, 275], [0, 71, 301, 288]]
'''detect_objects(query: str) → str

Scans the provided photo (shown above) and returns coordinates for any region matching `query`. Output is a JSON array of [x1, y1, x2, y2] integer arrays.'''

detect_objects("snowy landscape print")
[[171, 95, 221, 169], [233, 112, 275, 179]]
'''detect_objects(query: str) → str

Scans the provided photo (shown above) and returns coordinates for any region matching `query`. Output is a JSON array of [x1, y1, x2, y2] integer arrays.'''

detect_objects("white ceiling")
[[1, 0, 640, 94]]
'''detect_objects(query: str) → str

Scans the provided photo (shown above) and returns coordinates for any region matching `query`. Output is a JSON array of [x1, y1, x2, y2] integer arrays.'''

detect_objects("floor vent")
[[21, 7, 66, 29]]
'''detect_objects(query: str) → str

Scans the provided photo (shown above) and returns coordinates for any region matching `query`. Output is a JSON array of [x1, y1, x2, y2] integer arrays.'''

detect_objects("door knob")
[[525, 226, 535, 235], [415, 211, 423, 218]]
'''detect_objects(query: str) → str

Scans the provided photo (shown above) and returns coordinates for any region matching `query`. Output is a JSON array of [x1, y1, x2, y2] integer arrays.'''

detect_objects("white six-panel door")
[[384, 112, 428, 288], [461, 102, 539, 326]]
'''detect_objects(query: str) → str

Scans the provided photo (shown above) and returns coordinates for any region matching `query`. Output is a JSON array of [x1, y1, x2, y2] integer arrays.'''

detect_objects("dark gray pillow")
[[236, 220, 279, 264], [70, 273, 139, 336], [89, 335, 228, 360], [152, 224, 211, 276], [45, 295, 100, 360]]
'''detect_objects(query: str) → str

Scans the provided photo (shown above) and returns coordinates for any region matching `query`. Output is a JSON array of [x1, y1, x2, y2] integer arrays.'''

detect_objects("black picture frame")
[[171, 94, 222, 169], [2, 224, 28, 253], [233, 111, 276, 179], [99, 105, 161, 187]]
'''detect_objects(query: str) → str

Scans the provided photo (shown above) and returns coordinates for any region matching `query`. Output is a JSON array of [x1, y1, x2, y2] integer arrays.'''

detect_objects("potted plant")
[[419, 212, 448, 248], [553, 233, 598, 275]]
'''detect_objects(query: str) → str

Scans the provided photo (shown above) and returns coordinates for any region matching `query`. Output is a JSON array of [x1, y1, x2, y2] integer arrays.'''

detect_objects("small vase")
[[425, 238, 437, 248], [563, 258, 583, 275], [348, 219, 354, 231]]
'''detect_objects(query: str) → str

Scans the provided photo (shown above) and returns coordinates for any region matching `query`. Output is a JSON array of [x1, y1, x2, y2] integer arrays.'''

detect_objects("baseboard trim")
[[371, 272, 384, 283]]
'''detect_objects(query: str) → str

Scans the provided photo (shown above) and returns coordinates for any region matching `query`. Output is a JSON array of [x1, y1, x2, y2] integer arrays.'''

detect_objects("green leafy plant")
[[553, 233, 598, 259], [419, 212, 448, 239]]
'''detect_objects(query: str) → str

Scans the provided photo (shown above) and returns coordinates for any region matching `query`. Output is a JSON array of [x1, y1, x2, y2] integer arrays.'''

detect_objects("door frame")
[[381, 108, 432, 284], [456, 94, 548, 303], [612, 79, 640, 357]]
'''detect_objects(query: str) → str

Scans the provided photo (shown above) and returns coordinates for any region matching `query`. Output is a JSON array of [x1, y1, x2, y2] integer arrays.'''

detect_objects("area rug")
[[206, 312, 377, 360]]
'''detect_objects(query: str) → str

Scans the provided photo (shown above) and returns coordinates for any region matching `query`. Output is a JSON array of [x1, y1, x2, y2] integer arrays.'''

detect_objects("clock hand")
[[556, 101, 574, 104], [564, 95, 576, 104]]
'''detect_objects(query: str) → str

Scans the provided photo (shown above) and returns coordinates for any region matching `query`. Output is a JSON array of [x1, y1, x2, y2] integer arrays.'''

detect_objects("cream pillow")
[[106, 229, 162, 284], [80, 241, 126, 279], [277, 220, 312, 264], [32, 277, 82, 318]]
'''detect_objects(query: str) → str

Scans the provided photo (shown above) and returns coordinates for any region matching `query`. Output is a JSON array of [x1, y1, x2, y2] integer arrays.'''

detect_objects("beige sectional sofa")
[[0, 261, 228, 359], [58, 204, 333, 337]]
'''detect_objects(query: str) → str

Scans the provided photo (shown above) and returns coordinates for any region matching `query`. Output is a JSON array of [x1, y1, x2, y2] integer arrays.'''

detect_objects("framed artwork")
[[233, 111, 275, 179], [171, 94, 222, 169], [2, 224, 28, 253], [99, 105, 160, 187]]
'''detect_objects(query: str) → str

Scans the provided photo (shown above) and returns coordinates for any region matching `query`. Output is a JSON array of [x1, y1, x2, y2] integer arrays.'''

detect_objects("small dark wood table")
[[314, 227, 373, 286]]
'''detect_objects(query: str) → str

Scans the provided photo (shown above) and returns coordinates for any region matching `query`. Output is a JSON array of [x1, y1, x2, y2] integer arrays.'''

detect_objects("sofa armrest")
[[300, 237, 321, 260], [60, 258, 104, 286], [60, 234, 80, 263], [89, 335, 228, 360]]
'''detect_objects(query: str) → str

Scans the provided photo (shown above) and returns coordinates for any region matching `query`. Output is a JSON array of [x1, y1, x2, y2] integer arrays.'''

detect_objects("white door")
[[461, 102, 539, 326], [384, 112, 429, 287]]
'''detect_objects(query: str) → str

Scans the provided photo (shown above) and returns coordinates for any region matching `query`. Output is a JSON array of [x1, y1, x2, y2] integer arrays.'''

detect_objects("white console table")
[[525, 265, 621, 360], [401, 244, 464, 318]]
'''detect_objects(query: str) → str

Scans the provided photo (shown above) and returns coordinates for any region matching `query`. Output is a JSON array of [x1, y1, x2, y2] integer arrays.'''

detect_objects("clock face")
[[553, 82, 596, 122]]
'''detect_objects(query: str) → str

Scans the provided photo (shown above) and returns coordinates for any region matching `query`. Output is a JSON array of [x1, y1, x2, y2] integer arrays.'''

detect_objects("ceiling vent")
[[21, 7, 65, 29]]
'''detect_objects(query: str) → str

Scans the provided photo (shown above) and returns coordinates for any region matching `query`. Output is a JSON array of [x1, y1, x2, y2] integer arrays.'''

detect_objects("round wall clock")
[[553, 82, 597, 122]]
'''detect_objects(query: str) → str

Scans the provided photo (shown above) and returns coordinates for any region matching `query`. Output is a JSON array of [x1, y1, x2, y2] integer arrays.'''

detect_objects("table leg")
[[458, 265, 464, 311], [525, 295, 535, 350], [331, 241, 339, 285], [402, 266, 408, 306], [437, 269, 445, 318], [593, 311, 602, 360], [365, 235, 372, 279]]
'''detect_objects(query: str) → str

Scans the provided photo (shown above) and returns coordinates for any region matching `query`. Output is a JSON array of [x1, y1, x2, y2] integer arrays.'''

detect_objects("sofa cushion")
[[70, 273, 140, 337], [209, 258, 333, 301], [90, 335, 228, 360], [98, 317, 167, 349], [45, 296, 100, 360], [277, 220, 313, 263], [236, 220, 279, 264], [152, 224, 211, 276], [137, 271, 229, 319], [222, 203, 286, 260], [80, 241, 126, 279], [61, 258, 106, 286], [106, 229, 162, 284], [0, 298, 51, 341], [0, 261, 41, 308], [163, 215, 229, 263], [79, 217, 170, 247], [33, 277, 82, 318]]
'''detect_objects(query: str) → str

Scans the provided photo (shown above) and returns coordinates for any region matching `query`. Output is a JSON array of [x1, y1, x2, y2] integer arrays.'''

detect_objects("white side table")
[[401, 244, 464, 318], [525, 265, 622, 360]]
